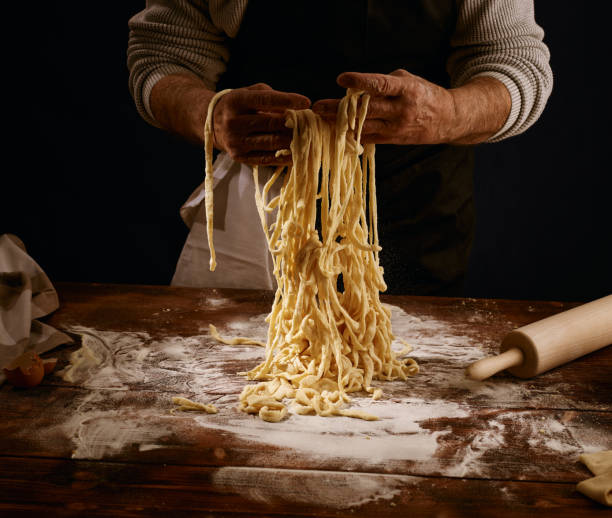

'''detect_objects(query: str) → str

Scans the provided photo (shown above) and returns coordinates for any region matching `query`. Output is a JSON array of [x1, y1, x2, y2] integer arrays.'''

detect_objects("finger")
[[362, 98, 396, 118], [230, 90, 311, 111], [245, 83, 273, 91], [337, 71, 406, 97], [233, 151, 292, 166], [313, 97, 395, 125], [361, 133, 389, 145], [389, 69, 412, 78], [243, 133, 293, 151], [226, 114, 290, 134], [361, 119, 394, 136], [312, 99, 341, 118]]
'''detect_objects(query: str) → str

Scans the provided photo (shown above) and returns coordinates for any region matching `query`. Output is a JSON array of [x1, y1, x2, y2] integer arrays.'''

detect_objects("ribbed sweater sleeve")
[[127, 0, 248, 127], [127, 0, 552, 140], [450, 0, 553, 141]]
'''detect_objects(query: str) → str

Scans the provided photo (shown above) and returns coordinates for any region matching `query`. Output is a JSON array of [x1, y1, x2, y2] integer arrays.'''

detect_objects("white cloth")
[[172, 152, 278, 290], [0, 234, 72, 381]]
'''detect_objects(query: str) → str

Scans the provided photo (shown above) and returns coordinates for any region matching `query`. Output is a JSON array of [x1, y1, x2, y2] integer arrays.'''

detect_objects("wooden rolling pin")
[[466, 294, 612, 380]]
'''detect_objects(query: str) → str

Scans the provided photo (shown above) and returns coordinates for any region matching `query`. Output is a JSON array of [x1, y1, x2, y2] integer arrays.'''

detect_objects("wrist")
[[150, 73, 215, 146], [447, 76, 511, 145]]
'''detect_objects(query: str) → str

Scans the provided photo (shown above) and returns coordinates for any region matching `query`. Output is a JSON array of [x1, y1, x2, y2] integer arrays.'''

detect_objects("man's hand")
[[150, 74, 310, 165], [312, 69, 511, 145], [212, 84, 310, 165]]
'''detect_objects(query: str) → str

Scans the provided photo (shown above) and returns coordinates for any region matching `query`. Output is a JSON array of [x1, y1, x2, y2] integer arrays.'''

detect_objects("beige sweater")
[[127, 0, 552, 142]]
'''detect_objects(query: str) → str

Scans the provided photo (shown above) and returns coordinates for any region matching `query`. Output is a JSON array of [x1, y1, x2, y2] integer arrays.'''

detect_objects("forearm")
[[127, 0, 244, 129], [449, 0, 553, 141], [150, 73, 215, 147], [448, 76, 511, 145]]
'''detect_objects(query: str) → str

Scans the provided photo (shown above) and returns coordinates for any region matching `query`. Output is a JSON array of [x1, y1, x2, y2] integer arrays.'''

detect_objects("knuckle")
[[363, 76, 378, 92], [376, 76, 391, 94], [251, 82, 272, 90], [413, 81, 427, 97]]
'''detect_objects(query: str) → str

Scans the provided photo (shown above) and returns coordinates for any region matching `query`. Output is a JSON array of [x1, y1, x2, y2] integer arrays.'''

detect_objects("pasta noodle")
[[203, 88, 418, 422], [203, 88, 232, 271], [171, 396, 218, 414], [209, 323, 266, 348]]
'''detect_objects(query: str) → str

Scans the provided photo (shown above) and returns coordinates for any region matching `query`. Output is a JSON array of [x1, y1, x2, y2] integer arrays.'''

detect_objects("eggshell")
[[3, 351, 45, 388], [43, 358, 58, 375]]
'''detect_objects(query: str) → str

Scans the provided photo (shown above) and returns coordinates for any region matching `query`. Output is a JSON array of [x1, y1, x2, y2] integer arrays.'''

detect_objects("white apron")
[[171, 152, 278, 290]]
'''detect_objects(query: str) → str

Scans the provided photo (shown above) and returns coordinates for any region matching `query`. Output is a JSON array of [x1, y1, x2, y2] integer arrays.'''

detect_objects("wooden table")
[[1, 282, 610, 517]]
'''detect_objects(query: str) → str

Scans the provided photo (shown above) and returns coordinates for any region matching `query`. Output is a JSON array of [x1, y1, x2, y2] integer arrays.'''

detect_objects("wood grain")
[[0, 283, 610, 517], [0, 456, 605, 518], [1, 382, 609, 482]]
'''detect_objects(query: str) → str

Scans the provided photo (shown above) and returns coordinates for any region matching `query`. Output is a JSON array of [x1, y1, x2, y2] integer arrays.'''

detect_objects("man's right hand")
[[212, 84, 310, 165], [150, 74, 310, 166]]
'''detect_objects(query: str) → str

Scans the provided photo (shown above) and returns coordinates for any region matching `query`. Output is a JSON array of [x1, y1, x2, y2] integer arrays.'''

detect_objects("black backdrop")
[[4, 3, 611, 302]]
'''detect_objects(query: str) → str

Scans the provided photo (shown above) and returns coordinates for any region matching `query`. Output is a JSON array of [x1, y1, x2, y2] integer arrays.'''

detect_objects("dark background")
[[4, 3, 610, 302]]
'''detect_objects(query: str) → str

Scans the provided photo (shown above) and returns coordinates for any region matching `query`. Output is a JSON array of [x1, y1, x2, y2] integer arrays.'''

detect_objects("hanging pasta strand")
[[203, 88, 418, 422]]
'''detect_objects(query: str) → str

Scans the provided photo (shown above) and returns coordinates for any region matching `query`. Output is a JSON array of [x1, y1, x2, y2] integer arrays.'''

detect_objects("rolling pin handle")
[[465, 347, 524, 381]]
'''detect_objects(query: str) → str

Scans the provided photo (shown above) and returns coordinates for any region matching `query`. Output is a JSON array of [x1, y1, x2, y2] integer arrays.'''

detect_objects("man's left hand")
[[313, 69, 510, 146]]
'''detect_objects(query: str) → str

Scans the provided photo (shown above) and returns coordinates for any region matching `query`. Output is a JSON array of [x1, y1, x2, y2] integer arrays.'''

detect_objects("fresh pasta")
[[203, 88, 418, 422]]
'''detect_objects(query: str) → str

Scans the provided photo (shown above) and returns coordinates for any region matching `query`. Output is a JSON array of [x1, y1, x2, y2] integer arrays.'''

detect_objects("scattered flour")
[[199, 292, 234, 309], [138, 444, 167, 452], [58, 390, 174, 459], [523, 413, 610, 456], [444, 417, 507, 478], [205, 298, 232, 308], [57, 328, 153, 389], [211, 466, 415, 509], [388, 305, 488, 365], [39, 305, 610, 488], [199, 397, 471, 471]]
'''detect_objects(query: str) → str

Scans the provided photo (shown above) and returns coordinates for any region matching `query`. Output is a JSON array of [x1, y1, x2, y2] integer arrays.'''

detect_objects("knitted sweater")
[[127, 0, 552, 142]]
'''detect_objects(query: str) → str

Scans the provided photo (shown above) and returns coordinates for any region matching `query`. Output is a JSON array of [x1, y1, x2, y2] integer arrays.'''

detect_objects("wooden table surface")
[[1, 282, 610, 517]]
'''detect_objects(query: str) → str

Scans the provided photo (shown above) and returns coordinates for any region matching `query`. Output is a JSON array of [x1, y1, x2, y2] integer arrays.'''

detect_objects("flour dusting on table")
[[59, 390, 175, 459], [211, 467, 414, 509], [31, 304, 610, 489]]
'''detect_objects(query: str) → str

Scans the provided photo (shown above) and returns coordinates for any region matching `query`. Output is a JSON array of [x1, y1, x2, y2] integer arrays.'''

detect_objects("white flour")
[[199, 397, 471, 472], [198, 291, 235, 309], [211, 467, 415, 509], [32, 304, 611, 508], [59, 390, 175, 459]]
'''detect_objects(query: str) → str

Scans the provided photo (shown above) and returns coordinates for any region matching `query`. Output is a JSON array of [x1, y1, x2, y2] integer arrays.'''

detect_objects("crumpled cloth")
[[577, 450, 612, 506], [0, 234, 72, 382]]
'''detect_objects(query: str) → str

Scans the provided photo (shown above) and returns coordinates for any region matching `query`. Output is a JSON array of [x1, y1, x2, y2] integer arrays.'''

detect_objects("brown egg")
[[3, 351, 45, 388]]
